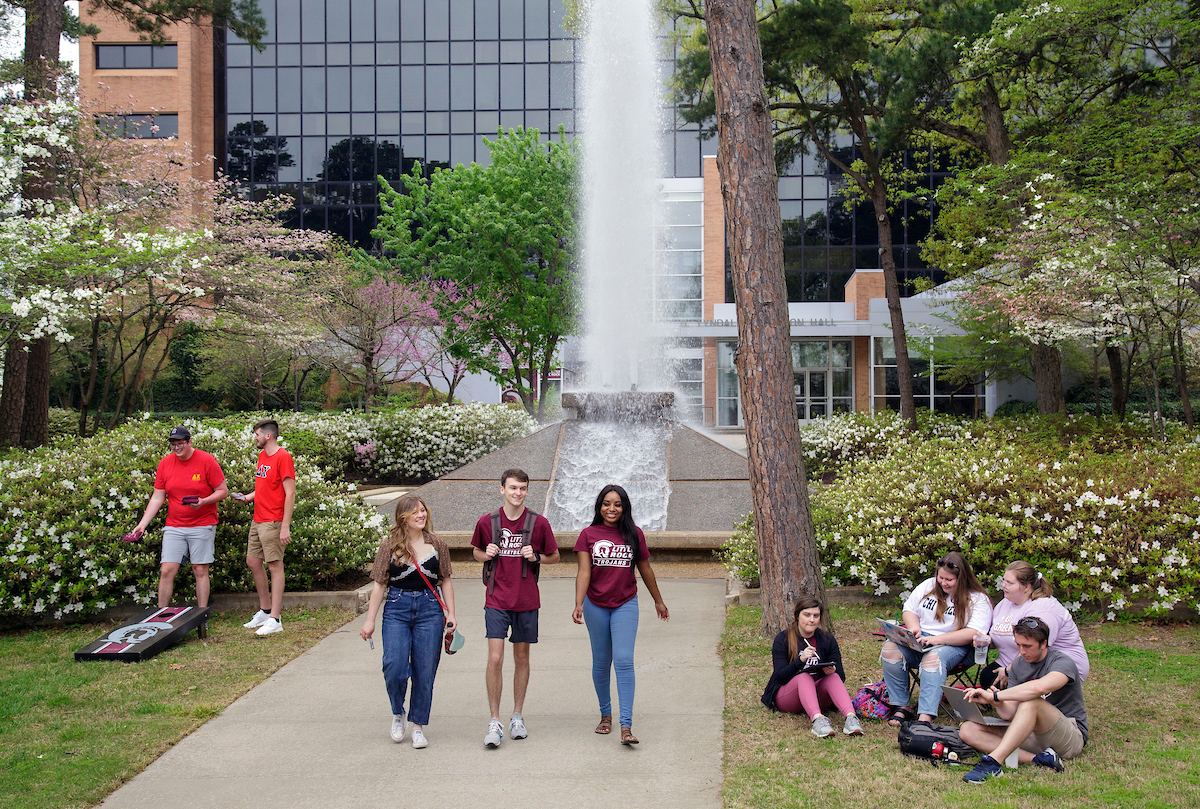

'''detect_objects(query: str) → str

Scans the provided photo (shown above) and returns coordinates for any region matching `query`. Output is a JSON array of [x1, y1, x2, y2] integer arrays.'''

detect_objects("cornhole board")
[[75, 605, 211, 662]]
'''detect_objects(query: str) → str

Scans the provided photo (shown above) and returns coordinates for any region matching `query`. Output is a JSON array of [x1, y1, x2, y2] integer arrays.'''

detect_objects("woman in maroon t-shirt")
[[572, 484, 669, 745]]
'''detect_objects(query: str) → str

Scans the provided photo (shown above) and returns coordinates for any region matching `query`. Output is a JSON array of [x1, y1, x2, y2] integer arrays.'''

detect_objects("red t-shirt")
[[574, 524, 649, 609], [154, 449, 225, 528], [253, 448, 296, 522], [470, 509, 558, 611]]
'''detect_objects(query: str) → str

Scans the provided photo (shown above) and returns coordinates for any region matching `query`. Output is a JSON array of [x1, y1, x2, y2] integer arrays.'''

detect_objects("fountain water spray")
[[577, 0, 665, 393], [549, 0, 676, 529]]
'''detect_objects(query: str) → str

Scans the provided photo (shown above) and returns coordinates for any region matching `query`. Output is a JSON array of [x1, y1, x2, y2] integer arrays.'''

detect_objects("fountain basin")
[[561, 391, 675, 422]]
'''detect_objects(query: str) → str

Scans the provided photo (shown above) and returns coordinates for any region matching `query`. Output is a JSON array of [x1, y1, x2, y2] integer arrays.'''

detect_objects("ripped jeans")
[[880, 636, 971, 717]]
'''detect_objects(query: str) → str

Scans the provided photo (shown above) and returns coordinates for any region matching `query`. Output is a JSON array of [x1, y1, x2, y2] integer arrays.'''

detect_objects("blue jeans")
[[880, 635, 971, 716], [583, 595, 639, 727], [381, 588, 443, 726]]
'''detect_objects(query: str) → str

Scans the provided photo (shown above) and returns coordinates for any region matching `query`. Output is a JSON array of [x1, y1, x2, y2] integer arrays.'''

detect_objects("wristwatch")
[[532, 551, 541, 563], [992, 689, 1001, 703]]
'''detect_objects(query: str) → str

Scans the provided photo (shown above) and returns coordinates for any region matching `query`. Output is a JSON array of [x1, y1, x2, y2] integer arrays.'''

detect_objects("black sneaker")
[[1032, 747, 1065, 772], [963, 755, 1003, 784]]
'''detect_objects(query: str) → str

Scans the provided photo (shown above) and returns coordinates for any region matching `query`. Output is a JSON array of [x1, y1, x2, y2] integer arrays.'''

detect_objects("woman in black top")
[[760, 594, 863, 738], [361, 495, 456, 749]]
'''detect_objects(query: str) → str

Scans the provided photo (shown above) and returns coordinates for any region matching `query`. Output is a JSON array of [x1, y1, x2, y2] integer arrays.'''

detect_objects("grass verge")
[[0, 605, 356, 809], [722, 603, 1200, 808]]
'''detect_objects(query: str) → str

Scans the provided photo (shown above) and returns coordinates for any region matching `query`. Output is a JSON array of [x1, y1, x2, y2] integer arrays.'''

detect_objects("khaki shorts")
[[1019, 710, 1085, 760], [247, 521, 285, 564]]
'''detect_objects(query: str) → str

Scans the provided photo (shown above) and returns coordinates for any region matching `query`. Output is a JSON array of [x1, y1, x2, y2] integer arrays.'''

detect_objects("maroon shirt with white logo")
[[470, 509, 557, 611], [574, 524, 650, 609]]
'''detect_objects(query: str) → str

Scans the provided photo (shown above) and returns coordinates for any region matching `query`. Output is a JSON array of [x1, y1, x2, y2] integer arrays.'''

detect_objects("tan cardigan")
[[370, 534, 453, 585]]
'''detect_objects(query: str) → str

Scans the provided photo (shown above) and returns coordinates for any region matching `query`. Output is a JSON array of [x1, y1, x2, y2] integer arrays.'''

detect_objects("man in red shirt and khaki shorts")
[[237, 420, 296, 637], [130, 426, 229, 608]]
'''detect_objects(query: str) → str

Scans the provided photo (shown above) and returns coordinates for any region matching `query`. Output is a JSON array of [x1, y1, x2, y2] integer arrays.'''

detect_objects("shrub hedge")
[[0, 403, 537, 621], [726, 412, 1200, 619]]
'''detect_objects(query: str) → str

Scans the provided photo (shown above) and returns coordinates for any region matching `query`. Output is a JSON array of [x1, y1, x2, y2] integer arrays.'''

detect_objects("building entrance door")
[[794, 370, 827, 421]]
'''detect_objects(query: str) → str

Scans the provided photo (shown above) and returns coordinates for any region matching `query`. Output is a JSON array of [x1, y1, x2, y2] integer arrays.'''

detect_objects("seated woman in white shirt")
[[981, 560, 1090, 689], [881, 552, 992, 725]]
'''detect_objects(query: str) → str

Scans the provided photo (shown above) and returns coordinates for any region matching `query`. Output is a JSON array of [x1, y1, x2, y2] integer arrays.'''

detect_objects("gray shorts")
[[485, 608, 539, 643], [161, 525, 217, 565]]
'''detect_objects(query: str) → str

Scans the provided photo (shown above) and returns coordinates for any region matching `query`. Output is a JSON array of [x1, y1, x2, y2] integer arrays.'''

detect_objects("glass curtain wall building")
[[217, 0, 948, 299]]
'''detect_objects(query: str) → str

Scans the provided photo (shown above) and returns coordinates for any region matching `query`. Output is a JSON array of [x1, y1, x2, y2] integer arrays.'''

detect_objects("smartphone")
[[181, 495, 200, 505], [369, 637, 374, 650], [231, 492, 247, 502]]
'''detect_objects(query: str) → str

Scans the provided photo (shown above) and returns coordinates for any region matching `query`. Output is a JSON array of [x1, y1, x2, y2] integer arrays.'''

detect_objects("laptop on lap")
[[941, 685, 1010, 726]]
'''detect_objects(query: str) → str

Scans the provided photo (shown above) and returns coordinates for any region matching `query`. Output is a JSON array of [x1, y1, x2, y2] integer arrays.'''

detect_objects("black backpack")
[[897, 721, 976, 764], [481, 508, 539, 595]]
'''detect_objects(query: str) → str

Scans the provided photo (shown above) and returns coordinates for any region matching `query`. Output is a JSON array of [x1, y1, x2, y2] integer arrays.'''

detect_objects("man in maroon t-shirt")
[[130, 426, 229, 608], [470, 468, 559, 748], [234, 419, 296, 637]]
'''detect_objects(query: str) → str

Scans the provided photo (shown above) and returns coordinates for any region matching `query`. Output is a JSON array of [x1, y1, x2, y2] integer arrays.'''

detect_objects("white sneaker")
[[843, 714, 864, 736], [390, 715, 407, 742], [255, 617, 283, 636], [509, 712, 528, 740], [243, 609, 270, 629], [484, 718, 504, 748], [411, 728, 428, 749]]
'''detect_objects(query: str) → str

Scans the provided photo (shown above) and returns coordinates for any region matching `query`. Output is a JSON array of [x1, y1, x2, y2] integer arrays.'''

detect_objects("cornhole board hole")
[[75, 605, 211, 662]]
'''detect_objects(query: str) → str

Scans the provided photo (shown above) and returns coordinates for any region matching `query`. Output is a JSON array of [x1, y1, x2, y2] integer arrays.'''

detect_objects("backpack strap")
[[482, 509, 502, 596], [520, 508, 538, 580]]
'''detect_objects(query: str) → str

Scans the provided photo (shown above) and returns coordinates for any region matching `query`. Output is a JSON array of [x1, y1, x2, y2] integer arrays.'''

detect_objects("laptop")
[[941, 686, 1010, 726], [875, 618, 926, 651]]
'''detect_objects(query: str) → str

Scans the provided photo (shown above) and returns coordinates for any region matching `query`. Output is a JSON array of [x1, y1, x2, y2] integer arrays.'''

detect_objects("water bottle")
[[973, 633, 990, 666]]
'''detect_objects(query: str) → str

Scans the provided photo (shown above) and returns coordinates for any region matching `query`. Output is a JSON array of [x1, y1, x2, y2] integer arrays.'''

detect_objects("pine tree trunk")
[[0, 338, 28, 447], [1032, 343, 1065, 414], [872, 186, 917, 428], [706, 0, 825, 635]]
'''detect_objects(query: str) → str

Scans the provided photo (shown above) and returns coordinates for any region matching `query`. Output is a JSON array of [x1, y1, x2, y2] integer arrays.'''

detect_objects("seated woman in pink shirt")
[[982, 560, 1089, 688]]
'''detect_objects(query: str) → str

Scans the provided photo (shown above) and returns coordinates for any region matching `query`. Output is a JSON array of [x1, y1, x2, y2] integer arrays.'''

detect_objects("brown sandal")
[[620, 727, 639, 745], [595, 715, 612, 734]]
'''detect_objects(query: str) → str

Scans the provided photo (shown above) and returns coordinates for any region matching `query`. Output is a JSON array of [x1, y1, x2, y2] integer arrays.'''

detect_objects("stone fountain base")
[[406, 419, 751, 535]]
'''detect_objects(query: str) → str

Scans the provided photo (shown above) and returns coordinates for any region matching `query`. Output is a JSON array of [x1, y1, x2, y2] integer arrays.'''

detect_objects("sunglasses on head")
[[1017, 617, 1044, 630], [937, 558, 960, 572]]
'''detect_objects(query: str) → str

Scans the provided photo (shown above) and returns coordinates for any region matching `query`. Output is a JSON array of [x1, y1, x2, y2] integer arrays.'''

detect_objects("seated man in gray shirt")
[[959, 616, 1088, 783]]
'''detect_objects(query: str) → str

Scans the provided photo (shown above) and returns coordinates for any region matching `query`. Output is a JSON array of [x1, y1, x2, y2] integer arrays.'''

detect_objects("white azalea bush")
[[359, 403, 538, 481], [204, 404, 537, 483], [0, 419, 387, 621], [730, 413, 1200, 618]]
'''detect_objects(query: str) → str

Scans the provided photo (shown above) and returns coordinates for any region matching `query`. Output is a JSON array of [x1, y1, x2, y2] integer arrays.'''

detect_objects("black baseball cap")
[[168, 426, 191, 442]]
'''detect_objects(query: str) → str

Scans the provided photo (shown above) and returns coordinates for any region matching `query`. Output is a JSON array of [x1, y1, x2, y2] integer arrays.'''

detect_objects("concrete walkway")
[[99, 578, 725, 809]]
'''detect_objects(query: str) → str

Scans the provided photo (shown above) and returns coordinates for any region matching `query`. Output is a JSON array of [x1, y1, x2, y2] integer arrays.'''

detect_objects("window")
[[101, 114, 179, 139], [717, 341, 740, 427], [95, 44, 178, 69], [655, 190, 703, 321], [792, 340, 853, 420], [872, 337, 982, 416]]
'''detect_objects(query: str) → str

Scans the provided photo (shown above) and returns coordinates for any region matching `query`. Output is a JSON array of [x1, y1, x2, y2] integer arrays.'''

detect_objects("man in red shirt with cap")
[[129, 426, 229, 607]]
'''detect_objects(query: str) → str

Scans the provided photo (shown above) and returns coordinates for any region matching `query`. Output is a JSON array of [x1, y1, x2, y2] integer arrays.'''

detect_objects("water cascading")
[[552, 0, 675, 530]]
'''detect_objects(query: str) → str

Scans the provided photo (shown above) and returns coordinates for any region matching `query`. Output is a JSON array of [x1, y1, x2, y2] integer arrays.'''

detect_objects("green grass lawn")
[[722, 603, 1200, 808], [0, 606, 356, 809]]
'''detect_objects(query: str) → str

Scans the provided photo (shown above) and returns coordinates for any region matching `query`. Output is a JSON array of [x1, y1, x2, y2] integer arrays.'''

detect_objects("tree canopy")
[[372, 127, 579, 420]]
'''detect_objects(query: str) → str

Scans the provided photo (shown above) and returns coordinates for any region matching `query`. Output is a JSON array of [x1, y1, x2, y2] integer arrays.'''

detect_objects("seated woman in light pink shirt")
[[981, 560, 1089, 689]]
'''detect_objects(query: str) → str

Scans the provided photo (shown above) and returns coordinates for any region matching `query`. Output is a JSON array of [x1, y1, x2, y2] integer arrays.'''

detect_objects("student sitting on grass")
[[760, 594, 863, 738], [959, 616, 1089, 783]]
